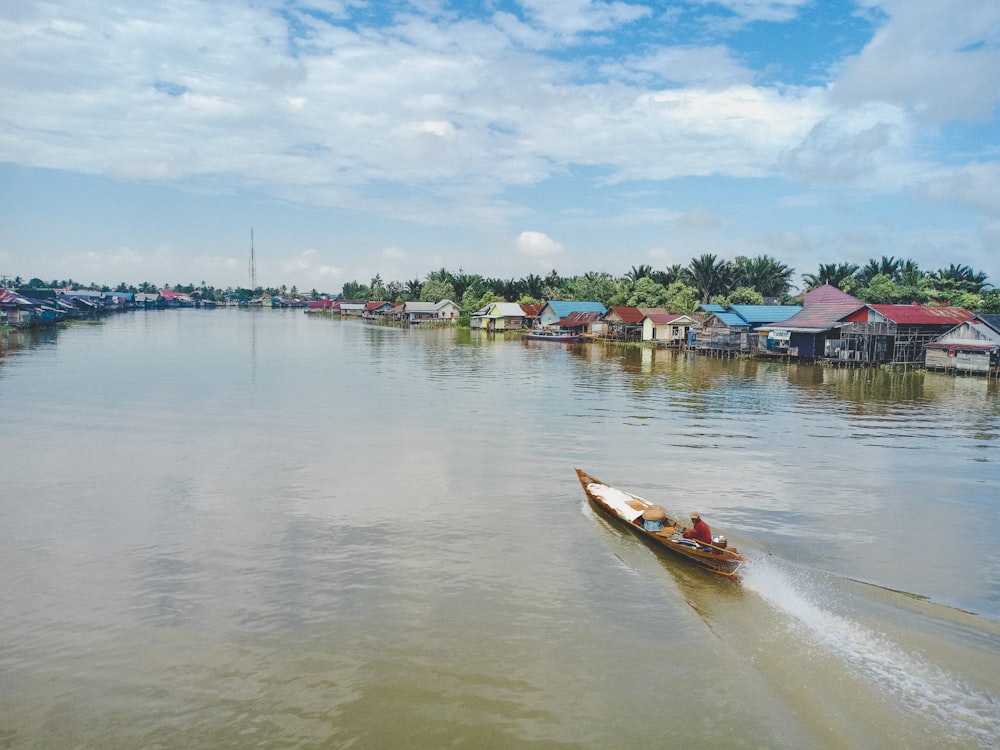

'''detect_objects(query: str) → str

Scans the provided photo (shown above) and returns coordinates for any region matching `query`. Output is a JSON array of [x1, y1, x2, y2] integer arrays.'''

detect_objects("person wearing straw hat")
[[681, 512, 712, 544]]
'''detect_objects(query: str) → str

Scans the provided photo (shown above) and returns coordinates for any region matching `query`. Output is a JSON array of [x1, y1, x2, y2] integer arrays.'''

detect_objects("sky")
[[1, 0, 999, 295]]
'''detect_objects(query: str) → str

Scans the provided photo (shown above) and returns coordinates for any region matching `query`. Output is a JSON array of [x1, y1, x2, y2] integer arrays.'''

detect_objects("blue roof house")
[[538, 300, 607, 327], [695, 304, 801, 353]]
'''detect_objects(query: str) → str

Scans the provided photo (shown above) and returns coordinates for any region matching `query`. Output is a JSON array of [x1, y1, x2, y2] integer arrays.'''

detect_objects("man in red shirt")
[[682, 512, 712, 544]]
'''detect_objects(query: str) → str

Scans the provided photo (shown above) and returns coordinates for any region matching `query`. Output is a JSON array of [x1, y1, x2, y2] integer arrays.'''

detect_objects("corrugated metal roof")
[[520, 303, 544, 317], [546, 300, 607, 316], [556, 311, 604, 328], [698, 304, 726, 312], [729, 305, 802, 324], [483, 302, 525, 317], [645, 312, 691, 324], [975, 313, 1000, 332], [607, 306, 645, 323], [713, 312, 750, 327], [940, 322, 1000, 345], [865, 305, 974, 325], [802, 285, 861, 305], [926, 341, 999, 351], [0, 289, 30, 304], [763, 303, 862, 331]]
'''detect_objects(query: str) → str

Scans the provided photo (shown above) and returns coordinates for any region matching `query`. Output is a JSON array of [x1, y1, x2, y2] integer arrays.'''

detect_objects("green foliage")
[[626, 264, 653, 282], [856, 274, 902, 303], [651, 264, 688, 287], [662, 281, 699, 315], [405, 279, 423, 300], [623, 277, 671, 307], [341, 280, 369, 299], [731, 255, 793, 298], [461, 289, 503, 313], [520, 274, 545, 299], [857, 256, 903, 286], [932, 264, 989, 294], [385, 281, 404, 302], [715, 286, 764, 306], [559, 272, 617, 307], [369, 274, 388, 301], [801, 262, 860, 291], [687, 253, 732, 302], [977, 289, 1000, 313], [420, 278, 456, 303]]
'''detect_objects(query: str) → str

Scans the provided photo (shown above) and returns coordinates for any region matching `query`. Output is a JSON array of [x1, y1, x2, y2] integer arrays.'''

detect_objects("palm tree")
[[501, 278, 521, 302], [932, 264, 991, 294], [450, 273, 479, 301], [651, 264, 688, 287], [686, 253, 732, 303], [856, 256, 902, 286], [543, 269, 562, 296], [731, 255, 794, 298], [405, 279, 423, 299], [520, 273, 545, 299], [385, 281, 404, 302], [801, 263, 860, 291], [626, 264, 653, 282], [896, 261, 927, 289], [426, 267, 452, 284]]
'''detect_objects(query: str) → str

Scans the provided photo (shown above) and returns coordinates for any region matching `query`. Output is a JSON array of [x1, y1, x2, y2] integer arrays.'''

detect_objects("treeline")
[[10, 253, 999, 314], [13, 277, 321, 304], [341, 254, 999, 316]]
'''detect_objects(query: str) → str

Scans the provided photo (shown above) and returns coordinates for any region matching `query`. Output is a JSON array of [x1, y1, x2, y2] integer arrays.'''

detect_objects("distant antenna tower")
[[249, 227, 257, 290]]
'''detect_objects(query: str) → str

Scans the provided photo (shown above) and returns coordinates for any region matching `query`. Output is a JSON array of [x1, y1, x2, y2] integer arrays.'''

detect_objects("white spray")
[[741, 557, 999, 747]]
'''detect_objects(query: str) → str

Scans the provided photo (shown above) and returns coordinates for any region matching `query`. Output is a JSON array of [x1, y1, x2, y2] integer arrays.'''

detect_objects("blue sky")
[[2, 0, 999, 294]]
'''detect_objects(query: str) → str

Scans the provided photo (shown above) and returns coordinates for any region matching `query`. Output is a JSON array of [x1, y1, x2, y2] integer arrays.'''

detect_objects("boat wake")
[[741, 558, 999, 747]]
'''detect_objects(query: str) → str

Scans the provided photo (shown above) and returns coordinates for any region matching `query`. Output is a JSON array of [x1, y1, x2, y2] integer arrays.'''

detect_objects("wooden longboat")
[[524, 328, 581, 342], [576, 468, 747, 578]]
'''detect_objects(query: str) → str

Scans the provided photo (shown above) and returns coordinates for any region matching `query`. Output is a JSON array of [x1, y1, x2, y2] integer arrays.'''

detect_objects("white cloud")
[[687, 0, 811, 24], [677, 207, 721, 230], [783, 102, 917, 187], [832, 1, 1000, 122], [0, 1, 829, 202], [517, 0, 651, 36], [919, 162, 1000, 218], [515, 231, 564, 260], [280, 250, 343, 280], [603, 45, 754, 87], [382, 246, 407, 260]]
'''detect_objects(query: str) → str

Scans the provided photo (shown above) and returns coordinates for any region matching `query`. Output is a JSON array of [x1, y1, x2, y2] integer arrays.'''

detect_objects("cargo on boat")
[[576, 468, 747, 578]]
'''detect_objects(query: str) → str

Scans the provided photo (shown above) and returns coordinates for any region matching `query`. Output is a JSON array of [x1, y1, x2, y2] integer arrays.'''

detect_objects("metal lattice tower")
[[249, 228, 256, 291]]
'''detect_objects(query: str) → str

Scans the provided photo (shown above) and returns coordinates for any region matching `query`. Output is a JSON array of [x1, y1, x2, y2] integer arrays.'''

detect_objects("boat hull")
[[575, 468, 745, 578], [525, 330, 580, 342]]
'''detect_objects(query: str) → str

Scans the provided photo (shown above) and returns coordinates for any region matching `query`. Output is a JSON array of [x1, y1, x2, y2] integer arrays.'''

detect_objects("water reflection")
[[0, 325, 62, 360]]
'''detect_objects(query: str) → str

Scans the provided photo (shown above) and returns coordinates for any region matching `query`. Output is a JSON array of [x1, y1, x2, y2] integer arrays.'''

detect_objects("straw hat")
[[642, 505, 667, 521], [690, 512, 700, 520]]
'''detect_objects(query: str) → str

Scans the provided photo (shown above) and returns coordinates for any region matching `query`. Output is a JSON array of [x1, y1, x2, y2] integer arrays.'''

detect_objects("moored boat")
[[576, 468, 747, 578], [525, 328, 581, 342]]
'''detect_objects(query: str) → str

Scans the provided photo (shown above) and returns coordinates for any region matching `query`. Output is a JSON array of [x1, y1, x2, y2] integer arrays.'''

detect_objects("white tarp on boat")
[[587, 483, 645, 522]]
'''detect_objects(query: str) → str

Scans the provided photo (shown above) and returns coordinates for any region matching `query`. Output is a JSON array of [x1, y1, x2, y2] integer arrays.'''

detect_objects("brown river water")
[[1, 309, 998, 749]]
